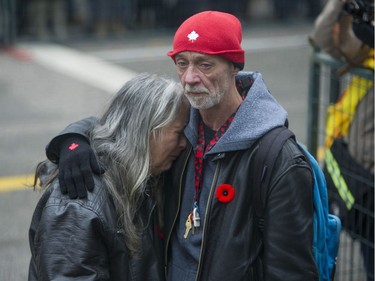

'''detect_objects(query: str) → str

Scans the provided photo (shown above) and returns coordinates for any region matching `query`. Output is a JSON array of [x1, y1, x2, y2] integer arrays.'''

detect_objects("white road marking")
[[18, 43, 138, 93]]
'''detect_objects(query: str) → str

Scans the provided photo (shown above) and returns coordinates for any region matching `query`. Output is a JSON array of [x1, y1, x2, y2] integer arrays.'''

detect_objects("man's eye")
[[199, 63, 212, 70], [176, 61, 188, 68]]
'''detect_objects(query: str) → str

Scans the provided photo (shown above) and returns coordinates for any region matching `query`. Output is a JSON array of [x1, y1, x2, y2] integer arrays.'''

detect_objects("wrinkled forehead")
[[174, 51, 230, 64]]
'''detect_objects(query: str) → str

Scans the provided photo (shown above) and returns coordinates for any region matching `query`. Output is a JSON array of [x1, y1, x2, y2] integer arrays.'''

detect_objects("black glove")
[[58, 135, 103, 198]]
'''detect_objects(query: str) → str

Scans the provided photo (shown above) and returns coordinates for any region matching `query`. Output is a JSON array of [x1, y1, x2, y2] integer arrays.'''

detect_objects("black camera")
[[343, 0, 374, 47], [344, 0, 374, 23]]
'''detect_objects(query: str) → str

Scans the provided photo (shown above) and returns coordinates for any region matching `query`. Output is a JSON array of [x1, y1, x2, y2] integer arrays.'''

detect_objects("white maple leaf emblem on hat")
[[187, 30, 199, 42]]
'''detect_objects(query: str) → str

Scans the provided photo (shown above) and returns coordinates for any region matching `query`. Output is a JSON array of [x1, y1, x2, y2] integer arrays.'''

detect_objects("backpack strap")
[[253, 126, 295, 231]]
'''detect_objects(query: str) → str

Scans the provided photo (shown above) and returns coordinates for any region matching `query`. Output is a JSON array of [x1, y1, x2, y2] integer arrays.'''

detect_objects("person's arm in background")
[[46, 116, 103, 198], [309, 0, 345, 56], [309, 0, 364, 62]]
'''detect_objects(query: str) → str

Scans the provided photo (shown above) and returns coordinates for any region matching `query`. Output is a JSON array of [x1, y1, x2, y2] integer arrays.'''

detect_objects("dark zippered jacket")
[[164, 72, 319, 281], [28, 172, 164, 281]]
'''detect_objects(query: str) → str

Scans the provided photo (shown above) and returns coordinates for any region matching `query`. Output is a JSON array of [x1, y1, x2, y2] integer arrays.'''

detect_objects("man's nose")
[[183, 65, 200, 85]]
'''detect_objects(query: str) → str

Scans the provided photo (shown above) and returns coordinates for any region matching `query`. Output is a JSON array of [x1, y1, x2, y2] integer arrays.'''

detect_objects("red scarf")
[[191, 112, 236, 228]]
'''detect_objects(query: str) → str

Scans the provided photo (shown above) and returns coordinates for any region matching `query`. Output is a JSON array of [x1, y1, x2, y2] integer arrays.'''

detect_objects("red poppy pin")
[[216, 183, 235, 203]]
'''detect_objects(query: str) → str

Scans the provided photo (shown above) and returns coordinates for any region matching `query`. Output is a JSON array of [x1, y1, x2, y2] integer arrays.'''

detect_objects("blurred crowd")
[[1, 0, 323, 45]]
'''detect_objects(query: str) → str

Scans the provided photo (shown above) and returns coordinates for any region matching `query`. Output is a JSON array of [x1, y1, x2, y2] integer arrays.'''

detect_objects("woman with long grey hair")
[[28, 73, 190, 281]]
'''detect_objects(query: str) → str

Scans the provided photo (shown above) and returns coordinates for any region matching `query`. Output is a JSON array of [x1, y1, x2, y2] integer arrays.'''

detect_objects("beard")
[[184, 85, 226, 110]]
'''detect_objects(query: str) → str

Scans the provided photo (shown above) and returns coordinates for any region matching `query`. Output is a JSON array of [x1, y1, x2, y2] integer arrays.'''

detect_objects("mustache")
[[184, 85, 210, 94]]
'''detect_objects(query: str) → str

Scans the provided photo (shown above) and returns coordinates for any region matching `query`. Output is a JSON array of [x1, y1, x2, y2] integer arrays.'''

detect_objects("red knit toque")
[[167, 11, 245, 70]]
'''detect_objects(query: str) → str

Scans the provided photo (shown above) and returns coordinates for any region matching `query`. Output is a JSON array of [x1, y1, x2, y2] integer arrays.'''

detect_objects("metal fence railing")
[[308, 50, 374, 281]]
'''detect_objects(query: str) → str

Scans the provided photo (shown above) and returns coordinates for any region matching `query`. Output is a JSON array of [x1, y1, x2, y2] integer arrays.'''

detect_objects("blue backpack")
[[253, 126, 342, 281]]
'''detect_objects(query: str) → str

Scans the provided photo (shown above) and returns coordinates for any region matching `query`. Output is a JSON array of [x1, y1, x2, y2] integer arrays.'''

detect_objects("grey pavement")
[[0, 20, 366, 280]]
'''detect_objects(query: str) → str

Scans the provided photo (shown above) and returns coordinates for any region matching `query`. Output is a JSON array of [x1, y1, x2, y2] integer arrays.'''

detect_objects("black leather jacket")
[[164, 140, 319, 281], [28, 177, 165, 281]]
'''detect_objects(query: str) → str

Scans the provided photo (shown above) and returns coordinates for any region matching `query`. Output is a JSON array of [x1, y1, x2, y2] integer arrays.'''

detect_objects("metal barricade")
[[308, 50, 374, 281]]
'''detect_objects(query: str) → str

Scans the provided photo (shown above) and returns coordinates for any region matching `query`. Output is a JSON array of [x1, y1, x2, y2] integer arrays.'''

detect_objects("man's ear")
[[232, 65, 240, 76]]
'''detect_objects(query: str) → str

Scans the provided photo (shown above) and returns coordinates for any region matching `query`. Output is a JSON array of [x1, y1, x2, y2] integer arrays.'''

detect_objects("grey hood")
[[184, 71, 288, 154]]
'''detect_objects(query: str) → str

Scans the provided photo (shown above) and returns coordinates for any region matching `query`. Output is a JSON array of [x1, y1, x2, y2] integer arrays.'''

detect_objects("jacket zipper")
[[194, 156, 222, 281], [164, 147, 192, 277]]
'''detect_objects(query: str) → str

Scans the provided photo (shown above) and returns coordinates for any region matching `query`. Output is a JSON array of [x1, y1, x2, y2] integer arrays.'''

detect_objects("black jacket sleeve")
[[264, 140, 318, 280]]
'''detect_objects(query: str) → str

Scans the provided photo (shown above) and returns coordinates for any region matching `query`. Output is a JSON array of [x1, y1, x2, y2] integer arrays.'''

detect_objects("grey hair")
[[90, 72, 186, 255]]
